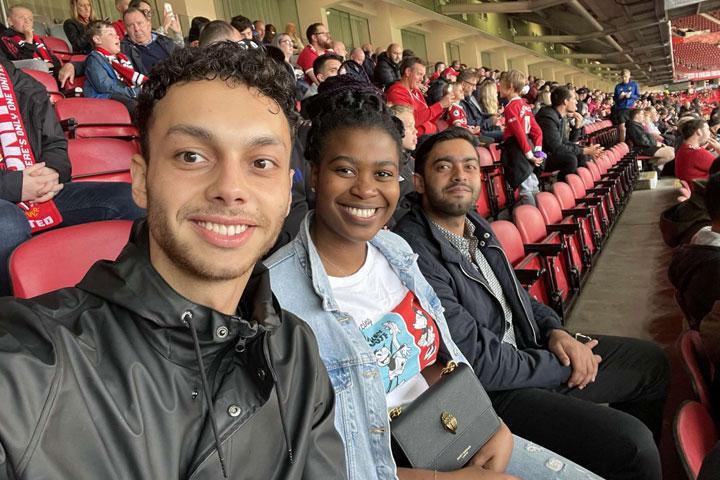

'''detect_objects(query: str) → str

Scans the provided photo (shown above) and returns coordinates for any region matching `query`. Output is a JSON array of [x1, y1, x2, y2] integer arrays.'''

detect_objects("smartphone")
[[163, 2, 174, 17]]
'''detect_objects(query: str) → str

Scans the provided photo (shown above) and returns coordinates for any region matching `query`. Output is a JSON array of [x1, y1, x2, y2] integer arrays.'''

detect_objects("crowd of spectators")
[[5, 3, 720, 479]]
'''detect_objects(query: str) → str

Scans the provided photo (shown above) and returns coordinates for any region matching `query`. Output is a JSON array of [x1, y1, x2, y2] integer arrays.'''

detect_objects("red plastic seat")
[[674, 401, 719, 479], [9, 220, 133, 298], [40, 35, 73, 63], [513, 204, 577, 314], [21, 68, 64, 104], [68, 138, 136, 182], [536, 191, 589, 272], [552, 181, 600, 255], [54, 98, 138, 139], [566, 173, 609, 236], [475, 147, 495, 218], [578, 166, 616, 225], [678, 330, 716, 411], [490, 220, 552, 306]]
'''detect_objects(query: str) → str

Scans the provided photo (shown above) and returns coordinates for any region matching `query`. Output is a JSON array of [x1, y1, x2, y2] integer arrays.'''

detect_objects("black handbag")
[[389, 361, 501, 472]]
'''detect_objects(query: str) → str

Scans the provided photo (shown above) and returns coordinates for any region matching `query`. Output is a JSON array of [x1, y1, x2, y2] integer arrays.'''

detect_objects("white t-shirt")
[[329, 244, 440, 409]]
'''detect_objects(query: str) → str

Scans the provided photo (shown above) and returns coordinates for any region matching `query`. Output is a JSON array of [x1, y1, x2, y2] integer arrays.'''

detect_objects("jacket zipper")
[[456, 249, 538, 345]]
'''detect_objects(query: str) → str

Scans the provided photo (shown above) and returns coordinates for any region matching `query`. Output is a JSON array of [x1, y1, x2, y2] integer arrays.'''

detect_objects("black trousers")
[[489, 335, 669, 480], [544, 152, 587, 181]]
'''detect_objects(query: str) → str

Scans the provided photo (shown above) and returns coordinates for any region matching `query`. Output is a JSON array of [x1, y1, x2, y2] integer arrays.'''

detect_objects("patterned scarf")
[[0, 63, 62, 233], [96, 47, 147, 88], [1, 31, 53, 62]]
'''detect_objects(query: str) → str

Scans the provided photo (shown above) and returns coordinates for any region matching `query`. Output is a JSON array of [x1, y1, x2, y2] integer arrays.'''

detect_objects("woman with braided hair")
[[266, 75, 602, 480]]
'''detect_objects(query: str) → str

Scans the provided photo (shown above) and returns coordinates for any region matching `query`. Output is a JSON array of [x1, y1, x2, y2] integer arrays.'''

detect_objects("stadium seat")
[[9, 220, 133, 298], [475, 147, 496, 218], [40, 35, 73, 63], [536, 191, 589, 273], [54, 98, 139, 139], [513, 204, 577, 316], [577, 166, 616, 225], [477, 146, 511, 216], [674, 401, 719, 480], [67, 138, 136, 182], [552, 181, 601, 255], [21, 68, 64, 104], [566, 173, 610, 236], [678, 330, 716, 411], [490, 219, 553, 307]]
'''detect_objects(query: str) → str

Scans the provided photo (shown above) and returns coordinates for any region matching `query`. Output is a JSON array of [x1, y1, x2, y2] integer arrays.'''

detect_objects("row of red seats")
[[485, 141, 638, 320]]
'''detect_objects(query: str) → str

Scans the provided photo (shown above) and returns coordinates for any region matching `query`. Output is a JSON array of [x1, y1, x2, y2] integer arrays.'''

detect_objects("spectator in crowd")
[[402, 48, 414, 58], [429, 61, 446, 82], [342, 47, 370, 84], [0, 44, 347, 478], [185, 15, 209, 47], [675, 118, 720, 187], [284, 21, 303, 54], [613, 68, 640, 142], [499, 69, 545, 206], [113, 0, 130, 39], [302, 53, 344, 100], [536, 86, 602, 180], [394, 126, 669, 480], [625, 108, 675, 170], [263, 23, 276, 44], [84, 20, 144, 115], [373, 43, 402, 90], [129, 0, 183, 46], [252, 19, 265, 42], [331, 40, 347, 59], [267, 77, 602, 480], [386, 56, 456, 138], [525, 77, 539, 104], [121, 7, 177, 76], [474, 78, 504, 142], [271, 33, 299, 79], [389, 104, 418, 227], [447, 70, 486, 137], [0, 5, 61, 75], [670, 171, 720, 328], [0, 57, 143, 297], [296, 22, 333, 86], [360, 42, 375, 78], [198, 20, 241, 47], [63, 0, 95, 54], [229, 15, 253, 40]]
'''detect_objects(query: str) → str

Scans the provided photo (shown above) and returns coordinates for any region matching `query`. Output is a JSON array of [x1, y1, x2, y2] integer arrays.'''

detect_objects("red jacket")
[[386, 82, 444, 137], [502, 96, 542, 157], [676, 143, 717, 187]]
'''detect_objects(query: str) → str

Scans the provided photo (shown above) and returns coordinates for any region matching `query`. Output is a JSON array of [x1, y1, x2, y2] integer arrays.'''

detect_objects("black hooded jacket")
[[373, 51, 400, 90], [0, 220, 347, 479], [535, 106, 583, 159]]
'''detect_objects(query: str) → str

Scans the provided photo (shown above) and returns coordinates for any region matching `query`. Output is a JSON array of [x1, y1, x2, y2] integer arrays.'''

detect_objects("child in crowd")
[[84, 20, 146, 115], [498, 69, 545, 206]]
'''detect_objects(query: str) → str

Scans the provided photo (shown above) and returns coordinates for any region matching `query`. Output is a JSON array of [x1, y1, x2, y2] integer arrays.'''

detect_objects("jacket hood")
[[692, 226, 720, 247], [77, 219, 279, 363]]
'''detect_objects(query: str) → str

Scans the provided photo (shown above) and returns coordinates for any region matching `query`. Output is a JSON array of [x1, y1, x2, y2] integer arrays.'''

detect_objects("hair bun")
[[304, 75, 387, 122]]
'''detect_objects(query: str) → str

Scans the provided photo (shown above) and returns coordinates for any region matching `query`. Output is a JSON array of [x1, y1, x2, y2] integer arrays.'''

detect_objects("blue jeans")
[[508, 435, 603, 479], [0, 181, 145, 296]]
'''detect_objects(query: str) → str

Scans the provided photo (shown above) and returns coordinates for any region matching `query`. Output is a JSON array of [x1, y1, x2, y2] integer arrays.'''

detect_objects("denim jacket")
[[264, 212, 468, 480]]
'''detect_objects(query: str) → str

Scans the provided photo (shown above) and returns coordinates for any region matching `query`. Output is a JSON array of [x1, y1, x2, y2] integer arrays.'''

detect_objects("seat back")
[[488, 143, 501, 162], [587, 161, 603, 182], [40, 35, 71, 54], [68, 138, 137, 182], [9, 220, 133, 298], [536, 191, 563, 224], [21, 68, 63, 103], [513, 205, 548, 244], [477, 147, 494, 166], [566, 174, 587, 199], [552, 182, 577, 210], [678, 330, 716, 410], [54, 98, 138, 139], [674, 400, 719, 479], [577, 167, 595, 190], [490, 220, 526, 264]]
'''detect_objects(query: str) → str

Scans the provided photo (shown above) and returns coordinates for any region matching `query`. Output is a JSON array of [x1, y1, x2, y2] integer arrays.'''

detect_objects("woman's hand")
[[467, 421, 514, 472]]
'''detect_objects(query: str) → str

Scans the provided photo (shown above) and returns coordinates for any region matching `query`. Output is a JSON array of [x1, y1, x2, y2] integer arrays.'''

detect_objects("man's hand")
[[467, 421, 513, 472], [23, 23, 34, 43], [583, 144, 602, 158], [571, 111, 584, 125], [707, 137, 720, 153], [58, 63, 76, 88], [549, 329, 602, 389], [21, 163, 63, 203]]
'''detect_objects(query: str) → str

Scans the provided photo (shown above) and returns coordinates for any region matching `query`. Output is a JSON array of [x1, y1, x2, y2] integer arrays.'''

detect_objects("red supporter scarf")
[[96, 47, 147, 88], [0, 64, 62, 233], [2, 32, 53, 62]]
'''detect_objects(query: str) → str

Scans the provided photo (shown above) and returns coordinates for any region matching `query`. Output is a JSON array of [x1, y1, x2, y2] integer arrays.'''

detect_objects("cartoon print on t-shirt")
[[360, 291, 440, 394]]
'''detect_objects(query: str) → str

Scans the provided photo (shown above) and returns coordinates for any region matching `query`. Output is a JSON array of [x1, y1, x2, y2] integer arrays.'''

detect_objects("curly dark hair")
[[136, 42, 298, 158], [302, 75, 403, 166]]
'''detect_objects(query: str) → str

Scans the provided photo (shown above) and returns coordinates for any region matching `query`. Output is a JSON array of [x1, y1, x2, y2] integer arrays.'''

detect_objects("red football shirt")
[[386, 82, 444, 137], [676, 143, 717, 186]]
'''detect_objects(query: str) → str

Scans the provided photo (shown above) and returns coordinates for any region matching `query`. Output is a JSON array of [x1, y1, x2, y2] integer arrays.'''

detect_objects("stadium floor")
[[566, 177, 692, 479]]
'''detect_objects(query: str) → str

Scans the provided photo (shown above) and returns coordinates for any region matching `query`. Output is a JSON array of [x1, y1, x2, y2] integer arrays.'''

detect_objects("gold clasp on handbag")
[[389, 407, 403, 419], [441, 411, 458, 434], [441, 361, 458, 375]]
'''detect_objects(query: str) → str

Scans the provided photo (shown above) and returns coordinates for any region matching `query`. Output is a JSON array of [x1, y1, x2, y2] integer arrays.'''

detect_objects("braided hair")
[[304, 75, 404, 165]]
